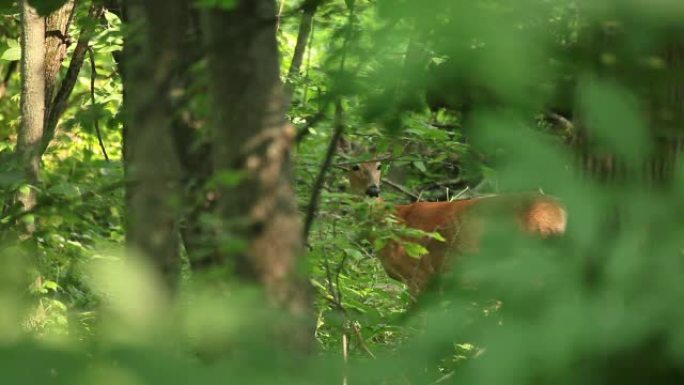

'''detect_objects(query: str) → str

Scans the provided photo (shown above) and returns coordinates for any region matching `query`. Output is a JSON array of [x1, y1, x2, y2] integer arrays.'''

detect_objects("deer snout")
[[366, 185, 380, 197]]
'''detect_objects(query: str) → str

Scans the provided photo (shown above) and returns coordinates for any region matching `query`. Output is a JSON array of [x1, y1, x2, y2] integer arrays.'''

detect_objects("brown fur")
[[373, 194, 566, 294], [343, 148, 567, 295]]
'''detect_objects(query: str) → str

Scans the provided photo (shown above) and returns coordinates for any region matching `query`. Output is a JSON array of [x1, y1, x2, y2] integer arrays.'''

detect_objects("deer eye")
[[376, 163, 382, 170], [352, 165, 360, 171]]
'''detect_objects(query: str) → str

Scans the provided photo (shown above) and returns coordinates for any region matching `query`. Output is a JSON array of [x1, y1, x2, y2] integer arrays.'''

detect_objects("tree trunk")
[[17, 0, 46, 220], [284, 2, 318, 102], [203, 0, 312, 349], [43, 0, 75, 120], [42, 3, 104, 156], [123, 0, 187, 292], [646, 40, 684, 186], [573, 24, 684, 186]]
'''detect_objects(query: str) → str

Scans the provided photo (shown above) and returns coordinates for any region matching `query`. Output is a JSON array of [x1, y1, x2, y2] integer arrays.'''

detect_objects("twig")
[[427, 121, 459, 130], [322, 248, 342, 306], [420, 177, 463, 190], [275, 0, 286, 32], [350, 322, 376, 359], [382, 178, 419, 200], [334, 251, 348, 303], [316, 271, 377, 361], [87, 46, 109, 161], [333, 154, 421, 167], [301, 14, 315, 108], [302, 102, 344, 242], [320, 248, 377, 361], [431, 371, 455, 385], [545, 110, 574, 131], [342, 331, 349, 385], [452, 185, 470, 200], [302, 5, 356, 239]]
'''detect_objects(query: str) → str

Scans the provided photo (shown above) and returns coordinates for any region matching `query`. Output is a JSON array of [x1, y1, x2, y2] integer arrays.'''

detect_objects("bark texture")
[[44, 0, 75, 117], [203, 0, 312, 349], [17, 0, 46, 215], [123, 0, 187, 291], [42, 4, 104, 156]]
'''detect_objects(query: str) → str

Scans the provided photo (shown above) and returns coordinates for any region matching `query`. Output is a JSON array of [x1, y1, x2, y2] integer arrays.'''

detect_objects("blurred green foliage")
[[0, 0, 683, 384]]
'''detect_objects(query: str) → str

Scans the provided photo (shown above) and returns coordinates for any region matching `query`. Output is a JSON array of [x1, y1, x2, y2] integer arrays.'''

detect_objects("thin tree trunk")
[[302, 100, 344, 242], [17, 0, 46, 220], [284, 1, 318, 102], [203, 0, 312, 350], [123, 0, 186, 292]]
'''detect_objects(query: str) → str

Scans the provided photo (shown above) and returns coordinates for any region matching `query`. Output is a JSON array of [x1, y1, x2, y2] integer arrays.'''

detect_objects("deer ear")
[[338, 136, 353, 154]]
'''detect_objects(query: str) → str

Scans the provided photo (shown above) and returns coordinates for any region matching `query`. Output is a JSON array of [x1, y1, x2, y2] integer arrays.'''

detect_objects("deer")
[[341, 143, 567, 296]]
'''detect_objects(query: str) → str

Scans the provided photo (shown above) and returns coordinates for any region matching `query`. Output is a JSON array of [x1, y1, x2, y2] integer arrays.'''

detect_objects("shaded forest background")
[[0, 0, 683, 384]]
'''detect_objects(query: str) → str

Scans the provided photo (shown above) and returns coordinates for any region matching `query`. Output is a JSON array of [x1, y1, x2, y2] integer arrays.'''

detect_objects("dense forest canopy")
[[0, 0, 683, 383]]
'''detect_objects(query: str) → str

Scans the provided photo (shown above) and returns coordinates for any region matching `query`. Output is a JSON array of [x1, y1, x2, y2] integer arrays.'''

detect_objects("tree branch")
[[88, 46, 109, 161], [302, 101, 344, 242], [382, 178, 419, 201], [41, 4, 105, 156]]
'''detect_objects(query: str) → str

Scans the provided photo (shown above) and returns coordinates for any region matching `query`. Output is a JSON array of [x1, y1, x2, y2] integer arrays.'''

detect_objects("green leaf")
[[43, 280, 60, 292], [1, 46, 20, 61], [103, 10, 121, 26], [211, 170, 244, 187], [48, 183, 81, 198], [373, 237, 387, 250], [413, 161, 427, 173], [404, 242, 428, 259], [427, 231, 446, 242], [22, 214, 35, 226], [345, 248, 365, 261], [18, 184, 32, 196]]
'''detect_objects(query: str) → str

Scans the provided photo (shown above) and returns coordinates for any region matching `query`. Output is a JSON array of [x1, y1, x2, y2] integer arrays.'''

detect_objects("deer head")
[[338, 137, 383, 198]]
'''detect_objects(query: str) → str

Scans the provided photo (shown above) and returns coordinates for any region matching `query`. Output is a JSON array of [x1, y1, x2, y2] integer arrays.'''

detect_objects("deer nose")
[[366, 185, 380, 197]]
